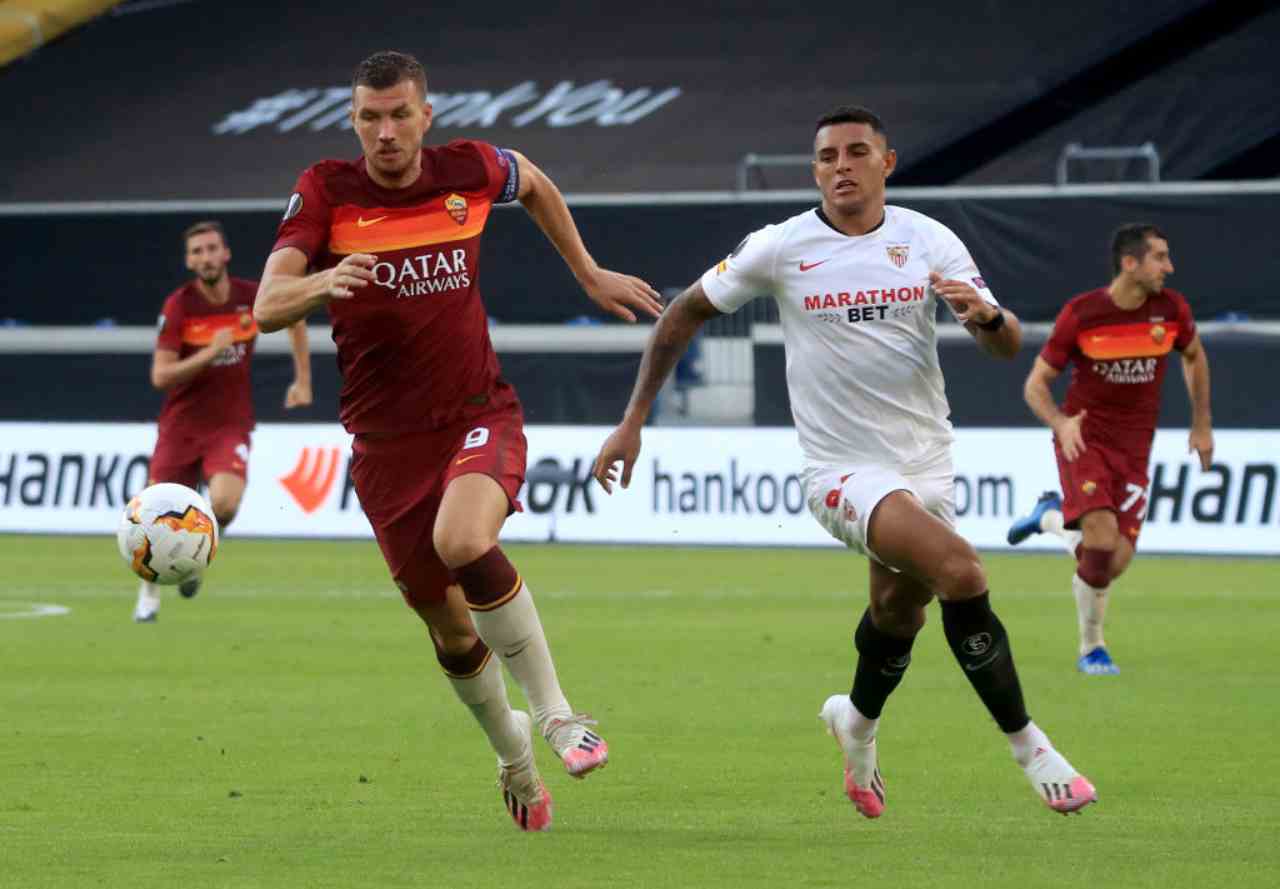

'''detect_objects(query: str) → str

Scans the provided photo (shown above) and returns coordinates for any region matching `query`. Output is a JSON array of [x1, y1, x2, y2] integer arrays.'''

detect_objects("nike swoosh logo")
[[357, 216, 388, 228], [964, 650, 1002, 672], [799, 260, 829, 272], [454, 454, 484, 466]]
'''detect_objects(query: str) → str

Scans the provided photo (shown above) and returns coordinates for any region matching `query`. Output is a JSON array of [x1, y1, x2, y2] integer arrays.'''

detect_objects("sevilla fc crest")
[[886, 245, 909, 268], [445, 193, 468, 225]]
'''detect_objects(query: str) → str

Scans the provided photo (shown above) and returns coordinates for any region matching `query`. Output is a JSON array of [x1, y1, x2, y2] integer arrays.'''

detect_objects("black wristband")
[[977, 310, 1005, 331]]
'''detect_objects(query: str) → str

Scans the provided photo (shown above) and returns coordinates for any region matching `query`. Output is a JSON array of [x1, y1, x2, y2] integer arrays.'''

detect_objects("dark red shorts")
[[351, 407, 527, 609], [1055, 440, 1150, 546], [150, 427, 251, 488]]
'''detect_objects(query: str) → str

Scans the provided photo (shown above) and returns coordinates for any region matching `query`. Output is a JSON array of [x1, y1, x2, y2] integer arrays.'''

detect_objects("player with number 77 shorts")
[[1011, 223, 1213, 676]]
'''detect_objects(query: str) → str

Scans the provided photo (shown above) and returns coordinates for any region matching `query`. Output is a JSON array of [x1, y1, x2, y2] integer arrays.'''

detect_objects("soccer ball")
[[117, 483, 218, 585]]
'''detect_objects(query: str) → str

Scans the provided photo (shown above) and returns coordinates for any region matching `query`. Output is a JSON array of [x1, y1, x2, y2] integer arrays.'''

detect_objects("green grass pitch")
[[1, 535, 1277, 889]]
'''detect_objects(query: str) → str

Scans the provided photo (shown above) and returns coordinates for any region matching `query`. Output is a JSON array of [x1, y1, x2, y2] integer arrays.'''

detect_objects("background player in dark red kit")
[[253, 51, 662, 832], [1010, 224, 1213, 674], [136, 220, 313, 623]]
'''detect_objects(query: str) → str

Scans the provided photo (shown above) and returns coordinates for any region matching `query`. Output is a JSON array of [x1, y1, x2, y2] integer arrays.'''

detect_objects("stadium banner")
[[0, 423, 1276, 555]]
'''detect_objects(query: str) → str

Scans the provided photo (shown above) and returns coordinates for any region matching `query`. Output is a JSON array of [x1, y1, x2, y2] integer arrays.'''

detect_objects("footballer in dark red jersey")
[[135, 221, 313, 623], [254, 51, 662, 832], [1010, 224, 1213, 675]]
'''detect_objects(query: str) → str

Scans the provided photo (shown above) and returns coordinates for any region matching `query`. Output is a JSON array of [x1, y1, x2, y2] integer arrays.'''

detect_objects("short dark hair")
[[353, 50, 427, 100], [815, 105, 887, 143], [1111, 223, 1167, 275], [182, 220, 225, 249]]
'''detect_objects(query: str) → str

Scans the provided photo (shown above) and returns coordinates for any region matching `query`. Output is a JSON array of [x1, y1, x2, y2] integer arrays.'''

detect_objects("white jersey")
[[700, 204, 998, 470]]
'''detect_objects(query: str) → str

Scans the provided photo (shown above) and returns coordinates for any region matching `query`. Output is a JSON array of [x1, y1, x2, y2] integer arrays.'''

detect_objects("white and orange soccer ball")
[[116, 483, 218, 585]]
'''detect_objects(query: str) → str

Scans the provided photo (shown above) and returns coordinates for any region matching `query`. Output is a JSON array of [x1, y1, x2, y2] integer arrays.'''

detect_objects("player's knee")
[[935, 546, 987, 599], [432, 525, 497, 571], [1076, 546, 1114, 588], [1109, 548, 1134, 581], [1080, 512, 1121, 549]]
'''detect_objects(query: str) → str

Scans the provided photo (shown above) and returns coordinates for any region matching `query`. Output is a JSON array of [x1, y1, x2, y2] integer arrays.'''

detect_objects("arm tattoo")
[[623, 285, 718, 422]]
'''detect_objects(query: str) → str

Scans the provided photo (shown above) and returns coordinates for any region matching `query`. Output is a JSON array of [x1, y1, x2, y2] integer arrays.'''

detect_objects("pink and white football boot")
[[820, 694, 885, 819], [1021, 744, 1098, 815], [544, 714, 609, 779], [498, 711, 553, 832]]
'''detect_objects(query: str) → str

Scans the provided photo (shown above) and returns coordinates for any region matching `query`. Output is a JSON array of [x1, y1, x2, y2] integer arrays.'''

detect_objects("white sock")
[[1040, 508, 1065, 536], [1007, 720, 1052, 767], [446, 653, 529, 767], [469, 584, 573, 732], [1040, 509, 1083, 554], [850, 702, 878, 743], [1072, 573, 1110, 656], [134, 581, 160, 617]]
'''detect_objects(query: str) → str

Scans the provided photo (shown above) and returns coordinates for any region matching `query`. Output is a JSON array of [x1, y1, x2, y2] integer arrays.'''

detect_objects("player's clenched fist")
[[325, 253, 377, 299]]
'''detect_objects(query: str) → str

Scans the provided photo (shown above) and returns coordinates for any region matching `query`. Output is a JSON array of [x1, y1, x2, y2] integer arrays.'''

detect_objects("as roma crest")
[[886, 244, 909, 268], [445, 193, 469, 225], [1151, 323, 1167, 344]]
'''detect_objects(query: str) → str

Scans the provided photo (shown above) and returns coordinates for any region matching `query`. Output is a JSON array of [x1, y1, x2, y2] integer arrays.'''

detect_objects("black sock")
[[850, 609, 916, 720], [939, 593, 1030, 734]]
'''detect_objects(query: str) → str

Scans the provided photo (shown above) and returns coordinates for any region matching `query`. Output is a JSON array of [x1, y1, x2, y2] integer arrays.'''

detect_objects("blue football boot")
[[1077, 646, 1120, 675], [1007, 491, 1063, 545]]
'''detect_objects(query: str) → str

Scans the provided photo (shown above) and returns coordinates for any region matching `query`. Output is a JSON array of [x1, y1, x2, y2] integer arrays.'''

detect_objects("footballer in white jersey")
[[700, 204, 998, 471], [699, 203, 1000, 558], [594, 105, 1096, 819]]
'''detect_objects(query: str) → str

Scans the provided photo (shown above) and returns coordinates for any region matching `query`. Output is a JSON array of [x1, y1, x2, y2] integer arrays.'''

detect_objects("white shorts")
[[803, 450, 956, 563]]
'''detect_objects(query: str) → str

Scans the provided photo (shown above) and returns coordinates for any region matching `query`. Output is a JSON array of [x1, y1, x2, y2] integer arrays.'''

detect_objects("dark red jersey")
[[155, 277, 259, 436], [1041, 287, 1196, 455], [271, 140, 521, 436]]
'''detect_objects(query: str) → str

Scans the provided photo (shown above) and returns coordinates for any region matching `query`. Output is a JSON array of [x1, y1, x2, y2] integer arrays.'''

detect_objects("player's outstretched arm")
[[1024, 356, 1087, 461], [150, 328, 234, 390], [591, 283, 722, 492], [1180, 334, 1213, 469], [254, 247, 376, 333], [283, 319, 313, 409], [510, 150, 663, 323]]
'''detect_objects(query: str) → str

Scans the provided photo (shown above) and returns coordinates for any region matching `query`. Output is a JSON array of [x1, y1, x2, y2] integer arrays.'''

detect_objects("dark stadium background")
[[2, 0, 1277, 426]]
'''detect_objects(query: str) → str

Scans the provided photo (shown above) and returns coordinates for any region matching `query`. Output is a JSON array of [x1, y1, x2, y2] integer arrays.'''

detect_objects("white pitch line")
[[0, 603, 71, 619]]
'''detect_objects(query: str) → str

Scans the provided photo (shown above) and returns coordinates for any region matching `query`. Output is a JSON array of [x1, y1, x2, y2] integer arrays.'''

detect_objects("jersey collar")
[[815, 205, 887, 238]]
